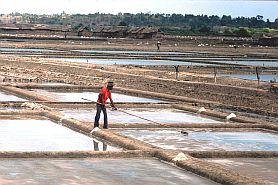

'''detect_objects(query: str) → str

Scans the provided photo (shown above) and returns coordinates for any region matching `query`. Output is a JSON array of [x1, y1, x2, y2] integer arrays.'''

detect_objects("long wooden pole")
[[81, 98, 161, 125]]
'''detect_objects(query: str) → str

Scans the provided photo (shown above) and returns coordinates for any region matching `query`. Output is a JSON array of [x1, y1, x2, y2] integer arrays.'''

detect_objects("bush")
[[233, 28, 251, 37]]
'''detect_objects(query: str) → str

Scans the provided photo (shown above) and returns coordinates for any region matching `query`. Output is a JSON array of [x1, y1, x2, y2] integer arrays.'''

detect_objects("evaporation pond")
[[52, 58, 215, 66], [211, 60, 278, 67], [72, 49, 196, 55], [119, 129, 278, 151], [0, 158, 217, 185], [61, 108, 221, 124], [0, 47, 62, 52], [206, 158, 278, 185], [215, 74, 278, 82], [0, 91, 27, 101], [0, 120, 119, 151], [30, 89, 163, 102]]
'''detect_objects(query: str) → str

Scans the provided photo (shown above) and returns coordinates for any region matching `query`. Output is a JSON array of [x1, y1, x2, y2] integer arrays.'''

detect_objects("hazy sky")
[[0, 0, 277, 20]]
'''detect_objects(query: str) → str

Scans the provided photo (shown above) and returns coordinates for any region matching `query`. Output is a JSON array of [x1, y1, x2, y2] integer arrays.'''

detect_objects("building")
[[0, 15, 23, 24], [0, 24, 71, 37], [253, 32, 278, 46], [92, 26, 162, 39], [77, 26, 93, 37]]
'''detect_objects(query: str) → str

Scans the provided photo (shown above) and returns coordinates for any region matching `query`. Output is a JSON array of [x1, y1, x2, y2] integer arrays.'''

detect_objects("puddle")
[[213, 74, 278, 82], [72, 49, 201, 55], [249, 52, 274, 55], [0, 106, 22, 110], [0, 158, 217, 185], [61, 108, 222, 124], [51, 58, 216, 66], [0, 120, 119, 151], [210, 60, 278, 67], [30, 89, 163, 103], [119, 129, 278, 151], [0, 47, 63, 53], [206, 158, 278, 185], [0, 91, 27, 101]]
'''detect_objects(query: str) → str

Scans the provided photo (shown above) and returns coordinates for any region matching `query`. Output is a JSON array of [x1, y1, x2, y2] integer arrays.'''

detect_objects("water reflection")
[[119, 129, 278, 151], [93, 140, 107, 151]]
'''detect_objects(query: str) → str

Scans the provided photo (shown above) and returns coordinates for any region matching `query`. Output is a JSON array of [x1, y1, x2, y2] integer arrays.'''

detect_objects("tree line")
[[8, 12, 278, 36]]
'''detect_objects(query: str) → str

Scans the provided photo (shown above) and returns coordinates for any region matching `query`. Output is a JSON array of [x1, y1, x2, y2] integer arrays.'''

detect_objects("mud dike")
[[0, 83, 277, 185]]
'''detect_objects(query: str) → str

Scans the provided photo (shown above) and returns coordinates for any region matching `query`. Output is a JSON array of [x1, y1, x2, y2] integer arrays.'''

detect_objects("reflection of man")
[[94, 81, 117, 129], [174, 65, 180, 80], [93, 140, 107, 151], [156, 41, 161, 51]]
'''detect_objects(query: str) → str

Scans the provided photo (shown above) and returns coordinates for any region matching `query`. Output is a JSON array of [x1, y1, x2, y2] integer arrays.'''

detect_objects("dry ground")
[[0, 37, 278, 118]]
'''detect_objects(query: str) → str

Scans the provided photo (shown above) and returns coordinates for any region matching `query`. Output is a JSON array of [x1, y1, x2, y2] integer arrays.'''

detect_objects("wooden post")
[[256, 67, 260, 87], [214, 67, 217, 83], [174, 65, 180, 81]]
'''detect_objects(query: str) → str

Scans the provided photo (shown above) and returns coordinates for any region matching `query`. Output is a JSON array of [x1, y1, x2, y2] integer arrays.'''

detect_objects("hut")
[[253, 32, 278, 46], [138, 27, 163, 39], [0, 23, 71, 37], [92, 26, 162, 39], [77, 26, 93, 37], [92, 27, 128, 38]]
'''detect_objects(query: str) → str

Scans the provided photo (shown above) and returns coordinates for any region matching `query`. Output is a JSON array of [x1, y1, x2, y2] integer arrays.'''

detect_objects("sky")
[[0, 0, 277, 21]]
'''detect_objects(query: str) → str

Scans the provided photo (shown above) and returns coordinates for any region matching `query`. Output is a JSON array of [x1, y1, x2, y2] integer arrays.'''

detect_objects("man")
[[93, 81, 117, 129], [156, 41, 161, 51]]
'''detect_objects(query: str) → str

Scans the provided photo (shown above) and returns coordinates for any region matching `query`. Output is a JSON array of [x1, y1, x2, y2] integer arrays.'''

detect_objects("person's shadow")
[[93, 140, 107, 151]]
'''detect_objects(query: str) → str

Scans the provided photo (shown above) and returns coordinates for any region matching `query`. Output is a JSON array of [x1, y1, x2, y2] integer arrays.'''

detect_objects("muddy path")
[[1, 56, 277, 117]]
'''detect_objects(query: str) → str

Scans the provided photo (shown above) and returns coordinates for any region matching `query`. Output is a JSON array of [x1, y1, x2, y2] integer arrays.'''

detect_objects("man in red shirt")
[[94, 81, 117, 129]]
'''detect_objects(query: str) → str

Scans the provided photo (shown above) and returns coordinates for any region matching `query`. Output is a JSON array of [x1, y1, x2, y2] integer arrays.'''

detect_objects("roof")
[[253, 32, 278, 39], [0, 23, 71, 31], [92, 26, 128, 33]]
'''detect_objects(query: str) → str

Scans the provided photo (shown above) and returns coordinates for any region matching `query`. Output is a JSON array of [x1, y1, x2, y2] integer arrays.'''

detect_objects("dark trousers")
[[94, 104, 108, 129]]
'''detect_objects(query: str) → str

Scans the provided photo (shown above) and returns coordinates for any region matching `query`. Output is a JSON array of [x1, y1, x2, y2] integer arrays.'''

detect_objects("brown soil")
[[0, 37, 278, 119]]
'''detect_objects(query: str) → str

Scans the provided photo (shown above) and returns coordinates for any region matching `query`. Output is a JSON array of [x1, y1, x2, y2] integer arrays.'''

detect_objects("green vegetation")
[[6, 12, 278, 37]]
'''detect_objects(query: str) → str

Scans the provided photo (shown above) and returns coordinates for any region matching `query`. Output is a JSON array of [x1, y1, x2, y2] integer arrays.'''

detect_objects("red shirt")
[[97, 87, 112, 105]]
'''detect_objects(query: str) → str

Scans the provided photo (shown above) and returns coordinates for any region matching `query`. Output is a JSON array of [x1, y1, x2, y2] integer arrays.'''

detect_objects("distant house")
[[253, 32, 278, 46], [92, 26, 162, 39], [0, 15, 22, 24], [0, 23, 71, 37], [77, 26, 93, 37], [92, 27, 128, 38], [133, 27, 162, 39]]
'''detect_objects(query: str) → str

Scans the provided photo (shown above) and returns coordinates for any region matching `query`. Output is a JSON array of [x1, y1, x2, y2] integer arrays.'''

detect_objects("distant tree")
[[199, 26, 211, 34], [5, 12, 278, 36], [118, 21, 128, 26], [234, 28, 250, 37], [273, 19, 278, 29], [256, 15, 263, 20], [266, 19, 272, 28], [220, 15, 232, 26]]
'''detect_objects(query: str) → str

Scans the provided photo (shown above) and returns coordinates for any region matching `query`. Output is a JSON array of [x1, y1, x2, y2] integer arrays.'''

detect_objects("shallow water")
[[193, 57, 277, 62], [61, 108, 221, 124], [0, 47, 60, 52], [31, 89, 163, 103], [119, 129, 278, 151], [72, 49, 199, 55], [0, 158, 218, 185], [52, 58, 216, 66], [207, 158, 278, 185], [215, 74, 278, 82], [0, 91, 27, 101], [211, 60, 278, 67], [0, 120, 119, 151]]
